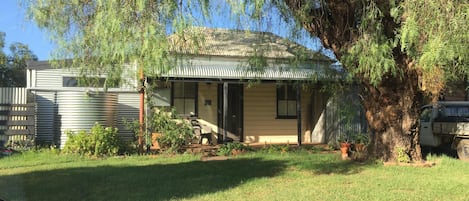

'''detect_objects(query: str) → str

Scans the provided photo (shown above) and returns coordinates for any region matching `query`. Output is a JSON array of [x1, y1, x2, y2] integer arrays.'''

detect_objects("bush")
[[63, 123, 120, 157], [217, 142, 251, 156], [150, 108, 194, 153]]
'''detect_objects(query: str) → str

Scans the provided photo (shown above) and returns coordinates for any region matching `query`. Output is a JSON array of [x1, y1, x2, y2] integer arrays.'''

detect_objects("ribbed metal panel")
[[325, 93, 368, 144], [0, 87, 28, 104], [116, 92, 140, 142], [34, 91, 57, 144], [164, 64, 341, 81], [57, 91, 117, 148]]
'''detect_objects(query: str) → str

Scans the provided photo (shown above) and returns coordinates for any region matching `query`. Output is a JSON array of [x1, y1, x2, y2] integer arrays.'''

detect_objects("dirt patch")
[[383, 161, 436, 167]]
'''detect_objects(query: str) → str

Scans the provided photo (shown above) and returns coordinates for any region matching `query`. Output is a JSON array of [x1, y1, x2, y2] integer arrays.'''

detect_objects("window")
[[444, 106, 469, 117], [152, 81, 171, 107], [277, 84, 297, 118], [172, 82, 197, 116]]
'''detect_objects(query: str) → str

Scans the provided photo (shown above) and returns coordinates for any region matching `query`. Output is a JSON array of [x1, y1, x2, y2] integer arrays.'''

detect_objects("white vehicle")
[[420, 101, 469, 160]]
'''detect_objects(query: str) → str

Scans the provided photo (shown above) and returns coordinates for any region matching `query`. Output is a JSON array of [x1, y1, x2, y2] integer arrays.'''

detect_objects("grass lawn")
[[0, 149, 468, 201]]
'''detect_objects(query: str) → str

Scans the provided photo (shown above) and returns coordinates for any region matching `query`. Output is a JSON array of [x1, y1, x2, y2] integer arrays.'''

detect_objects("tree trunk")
[[361, 69, 423, 161], [283, 0, 425, 162]]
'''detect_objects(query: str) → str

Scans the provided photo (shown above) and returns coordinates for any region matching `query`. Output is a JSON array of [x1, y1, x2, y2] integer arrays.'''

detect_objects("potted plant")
[[352, 132, 369, 152], [338, 134, 351, 159]]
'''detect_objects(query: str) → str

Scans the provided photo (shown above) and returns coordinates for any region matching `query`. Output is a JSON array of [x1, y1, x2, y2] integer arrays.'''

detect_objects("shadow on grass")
[[422, 146, 458, 160], [305, 160, 374, 175], [0, 158, 286, 201], [290, 154, 375, 175]]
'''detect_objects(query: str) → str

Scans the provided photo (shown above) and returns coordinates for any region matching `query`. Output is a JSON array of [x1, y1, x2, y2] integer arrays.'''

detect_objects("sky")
[[0, 0, 331, 61], [0, 0, 54, 60]]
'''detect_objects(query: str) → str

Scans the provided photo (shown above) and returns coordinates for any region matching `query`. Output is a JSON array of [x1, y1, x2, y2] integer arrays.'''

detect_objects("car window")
[[443, 106, 469, 117]]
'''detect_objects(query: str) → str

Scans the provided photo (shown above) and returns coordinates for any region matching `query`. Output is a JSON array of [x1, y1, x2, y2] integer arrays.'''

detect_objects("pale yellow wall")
[[196, 82, 328, 144], [244, 83, 297, 143], [301, 88, 312, 143], [196, 83, 219, 143]]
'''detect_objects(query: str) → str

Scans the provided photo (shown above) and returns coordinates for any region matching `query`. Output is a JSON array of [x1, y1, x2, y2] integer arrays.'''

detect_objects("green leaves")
[[63, 123, 120, 157], [0, 32, 38, 87], [346, 36, 397, 87], [399, 0, 469, 89], [342, 1, 398, 87], [24, 0, 207, 88]]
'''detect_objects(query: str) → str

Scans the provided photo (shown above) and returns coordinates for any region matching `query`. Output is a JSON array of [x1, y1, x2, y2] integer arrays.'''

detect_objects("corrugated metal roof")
[[169, 28, 333, 62], [164, 64, 343, 81], [27, 28, 343, 81]]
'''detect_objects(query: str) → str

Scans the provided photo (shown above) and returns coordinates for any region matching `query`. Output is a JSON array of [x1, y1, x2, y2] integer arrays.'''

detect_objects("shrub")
[[63, 123, 120, 157], [396, 146, 410, 163], [91, 123, 119, 156], [122, 118, 147, 152], [217, 142, 251, 156], [124, 107, 194, 154], [150, 108, 194, 153]]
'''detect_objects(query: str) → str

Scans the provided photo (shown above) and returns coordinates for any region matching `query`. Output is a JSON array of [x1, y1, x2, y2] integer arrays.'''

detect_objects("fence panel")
[[0, 88, 34, 149], [325, 89, 368, 144]]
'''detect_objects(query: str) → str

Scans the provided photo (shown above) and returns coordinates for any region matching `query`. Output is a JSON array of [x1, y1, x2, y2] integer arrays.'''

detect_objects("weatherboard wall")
[[242, 83, 326, 144]]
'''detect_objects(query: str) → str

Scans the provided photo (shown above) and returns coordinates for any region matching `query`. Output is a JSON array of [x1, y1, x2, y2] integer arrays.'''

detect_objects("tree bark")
[[283, 0, 424, 161], [361, 69, 423, 161]]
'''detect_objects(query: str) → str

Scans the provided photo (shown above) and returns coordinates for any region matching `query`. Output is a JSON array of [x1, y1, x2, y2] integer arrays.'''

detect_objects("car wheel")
[[456, 139, 469, 161]]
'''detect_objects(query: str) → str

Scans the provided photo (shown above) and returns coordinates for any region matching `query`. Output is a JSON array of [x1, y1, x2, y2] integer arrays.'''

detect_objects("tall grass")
[[1, 150, 468, 201]]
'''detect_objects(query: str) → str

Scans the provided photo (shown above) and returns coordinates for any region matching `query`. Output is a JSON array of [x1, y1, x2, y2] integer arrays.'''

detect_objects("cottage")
[[27, 28, 346, 146]]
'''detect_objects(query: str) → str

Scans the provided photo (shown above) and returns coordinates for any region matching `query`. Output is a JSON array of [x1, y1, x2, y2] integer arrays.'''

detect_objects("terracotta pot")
[[150, 133, 161, 150], [340, 146, 349, 160], [340, 142, 351, 149], [354, 143, 366, 152], [340, 146, 349, 155]]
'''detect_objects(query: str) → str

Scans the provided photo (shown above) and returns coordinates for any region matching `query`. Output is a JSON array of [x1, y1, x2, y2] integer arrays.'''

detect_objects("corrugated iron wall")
[[0, 88, 28, 104], [57, 91, 118, 148], [116, 92, 140, 142], [325, 90, 368, 145], [32, 90, 140, 146], [29, 66, 140, 146], [34, 91, 58, 145]]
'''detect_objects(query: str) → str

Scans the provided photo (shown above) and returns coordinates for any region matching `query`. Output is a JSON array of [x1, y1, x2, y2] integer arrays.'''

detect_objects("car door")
[[419, 106, 436, 146]]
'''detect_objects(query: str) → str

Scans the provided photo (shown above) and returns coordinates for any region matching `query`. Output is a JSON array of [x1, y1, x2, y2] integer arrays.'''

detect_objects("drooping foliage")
[[342, 1, 398, 87], [24, 0, 332, 86], [268, 0, 468, 95], [399, 0, 469, 98], [272, 0, 469, 161], [24, 0, 210, 88], [24, 0, 469, 161], [23, 0, 469, 97]]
